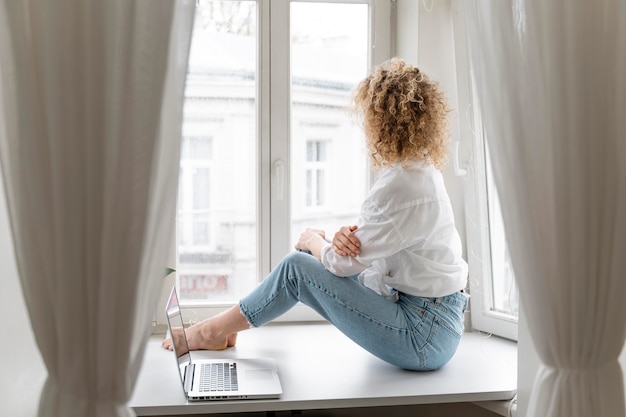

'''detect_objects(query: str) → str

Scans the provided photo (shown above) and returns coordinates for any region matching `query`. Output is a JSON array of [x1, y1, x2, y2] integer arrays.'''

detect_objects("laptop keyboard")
[[199, 362, 239, 392]]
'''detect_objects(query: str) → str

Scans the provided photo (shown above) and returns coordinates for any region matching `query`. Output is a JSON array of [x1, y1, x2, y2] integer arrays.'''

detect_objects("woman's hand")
[[295, 228, 327, 259], [332, 225, 361, 257]]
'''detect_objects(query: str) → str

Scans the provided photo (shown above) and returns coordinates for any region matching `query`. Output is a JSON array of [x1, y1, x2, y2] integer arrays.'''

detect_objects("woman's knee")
[[277, 250, 333, 290], [280, 250, 318, 271]]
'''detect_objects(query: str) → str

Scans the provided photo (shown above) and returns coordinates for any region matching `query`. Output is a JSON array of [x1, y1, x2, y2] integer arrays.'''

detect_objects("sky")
[[190, 1, 369, 83]]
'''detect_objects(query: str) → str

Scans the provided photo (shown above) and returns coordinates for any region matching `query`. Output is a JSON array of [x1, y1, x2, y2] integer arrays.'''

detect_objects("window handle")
[[453, 141, 467, 177], [274, 160, 285, 201]]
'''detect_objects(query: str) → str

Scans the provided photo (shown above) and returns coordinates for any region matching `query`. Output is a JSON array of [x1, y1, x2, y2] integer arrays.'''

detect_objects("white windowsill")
[[131, 322, 517, 416]]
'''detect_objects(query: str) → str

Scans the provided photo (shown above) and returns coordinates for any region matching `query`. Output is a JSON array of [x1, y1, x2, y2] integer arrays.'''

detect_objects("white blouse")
[[320, 163, 468, 300]]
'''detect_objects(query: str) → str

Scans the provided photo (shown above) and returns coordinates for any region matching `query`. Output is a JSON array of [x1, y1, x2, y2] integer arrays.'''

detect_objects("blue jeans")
[[239, 252, 468, 371]]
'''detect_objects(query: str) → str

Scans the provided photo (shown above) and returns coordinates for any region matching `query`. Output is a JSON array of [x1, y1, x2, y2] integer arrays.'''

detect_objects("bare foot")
[[162, 327, 189, 355], [161, 325, 238, 355], [162, 306, 248, 355]]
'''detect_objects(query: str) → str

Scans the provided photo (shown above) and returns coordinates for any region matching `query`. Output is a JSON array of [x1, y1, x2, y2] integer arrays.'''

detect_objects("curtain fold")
[[0, 1, 194, 416], [465, 1, 626, 416]]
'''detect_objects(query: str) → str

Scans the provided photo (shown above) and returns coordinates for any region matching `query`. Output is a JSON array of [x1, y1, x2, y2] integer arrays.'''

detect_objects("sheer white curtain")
[[0, 1, 194, 416], [464, 1, 626, 416]]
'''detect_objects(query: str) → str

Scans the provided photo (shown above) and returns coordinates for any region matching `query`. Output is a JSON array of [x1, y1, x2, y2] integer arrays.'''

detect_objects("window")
[[178, 0, 258, 303], [288, 1, 373, 247], [485, 143, 519, 318], [466, 112, 519, 340], [172, 0, 392, 319], [304, 140, 328, 209], [178, 137, 213, 249], [453, 0, 519, 339]]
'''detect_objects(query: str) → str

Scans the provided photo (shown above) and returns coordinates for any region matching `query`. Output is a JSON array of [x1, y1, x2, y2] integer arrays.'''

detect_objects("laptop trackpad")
[[246, 369, 274, 381]]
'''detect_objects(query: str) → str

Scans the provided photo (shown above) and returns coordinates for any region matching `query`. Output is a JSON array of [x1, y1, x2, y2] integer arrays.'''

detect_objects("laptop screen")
[[165, 287, 192, 383]]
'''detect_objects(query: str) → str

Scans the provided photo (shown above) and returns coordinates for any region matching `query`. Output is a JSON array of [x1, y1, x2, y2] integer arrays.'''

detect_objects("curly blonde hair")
[[352, 58, 450, 170]]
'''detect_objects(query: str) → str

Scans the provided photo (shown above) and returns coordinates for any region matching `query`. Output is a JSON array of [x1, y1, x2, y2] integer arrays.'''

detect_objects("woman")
[[163, 58, 468, 371]]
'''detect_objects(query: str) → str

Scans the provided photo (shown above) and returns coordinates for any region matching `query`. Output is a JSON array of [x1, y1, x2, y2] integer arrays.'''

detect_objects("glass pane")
[[305, 170, 313, 207], [192, 167, 211, 210], [183, 137, 212, 160], [485, 143, 519, 317], [178, 0, 257, 302], [317, 169, 325, 206], [290, 2, 369, 242], [306, 141, 315, 162]]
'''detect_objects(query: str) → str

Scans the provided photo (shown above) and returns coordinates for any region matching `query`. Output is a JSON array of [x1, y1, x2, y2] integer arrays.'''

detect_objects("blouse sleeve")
[[320, 194, 449, 277], [320, 210, 407, 277]]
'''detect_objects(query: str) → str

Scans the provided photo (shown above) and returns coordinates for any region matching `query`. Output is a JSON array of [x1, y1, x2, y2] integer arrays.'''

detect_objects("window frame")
[[155, 0, 393, 328], [451, 0, 518, 341]]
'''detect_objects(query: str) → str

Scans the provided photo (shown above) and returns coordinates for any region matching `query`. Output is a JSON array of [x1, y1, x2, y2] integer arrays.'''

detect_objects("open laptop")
[[165, 287, 282, 401]]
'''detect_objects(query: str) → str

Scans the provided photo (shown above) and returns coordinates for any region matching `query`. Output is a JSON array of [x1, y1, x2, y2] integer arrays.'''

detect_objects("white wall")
[[0, 172, 46, 416]]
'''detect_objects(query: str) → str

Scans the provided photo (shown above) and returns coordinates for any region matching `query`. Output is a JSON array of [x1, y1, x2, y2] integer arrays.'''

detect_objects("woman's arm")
[[321, 210, 413, 277], [294, 228, 328, 260], [294, 227, 368, 277], [332, 225, 361, 257]]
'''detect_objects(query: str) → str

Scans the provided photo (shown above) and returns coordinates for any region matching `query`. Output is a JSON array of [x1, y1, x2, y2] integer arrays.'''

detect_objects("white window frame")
[[451, 0, 518, 341], [155, 0, 393, 328]]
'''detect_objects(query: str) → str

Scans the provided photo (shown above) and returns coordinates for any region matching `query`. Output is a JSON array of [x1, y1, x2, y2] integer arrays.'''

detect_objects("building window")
[[304, 140, 328, 208], [178, 137, 213, 250]]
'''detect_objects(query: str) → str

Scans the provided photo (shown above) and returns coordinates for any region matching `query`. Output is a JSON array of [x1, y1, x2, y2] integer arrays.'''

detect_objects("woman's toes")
[[162, 338, 171, 349]]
